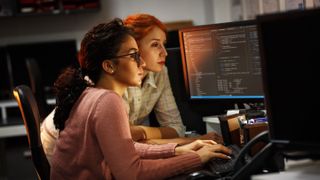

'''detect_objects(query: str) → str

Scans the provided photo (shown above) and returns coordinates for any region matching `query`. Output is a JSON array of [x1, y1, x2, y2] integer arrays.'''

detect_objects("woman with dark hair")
[[50, 18, 231, 179]]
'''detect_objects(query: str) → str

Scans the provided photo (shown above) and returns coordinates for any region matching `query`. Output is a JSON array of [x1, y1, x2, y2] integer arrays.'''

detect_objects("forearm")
[[130, 125, 179, 141], [134, 142, 177, 159], [138, 132, 224, 146], [140, 137, 194, 146], [130, 126, 147, 141]]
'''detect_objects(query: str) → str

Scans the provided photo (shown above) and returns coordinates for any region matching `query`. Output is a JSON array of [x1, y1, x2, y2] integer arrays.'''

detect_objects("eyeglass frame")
[[111, 51, 142, 67]]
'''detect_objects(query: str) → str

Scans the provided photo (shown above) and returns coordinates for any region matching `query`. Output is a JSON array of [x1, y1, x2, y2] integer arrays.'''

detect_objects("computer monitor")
[[257, 8, 320, 151], [6, 40, 78, 97], [179, 20, 264, 105]]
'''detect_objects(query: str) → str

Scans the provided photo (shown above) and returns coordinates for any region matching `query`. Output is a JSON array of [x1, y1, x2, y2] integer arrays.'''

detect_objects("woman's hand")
[[175, 140, 217, 155], [195, 144, 232, 163], [198, 132, 224, 144], [175, 140, 232, 164]]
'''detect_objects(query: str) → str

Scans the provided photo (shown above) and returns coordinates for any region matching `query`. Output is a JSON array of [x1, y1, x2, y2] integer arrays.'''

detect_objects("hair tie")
[[84, 76, 94, 86]]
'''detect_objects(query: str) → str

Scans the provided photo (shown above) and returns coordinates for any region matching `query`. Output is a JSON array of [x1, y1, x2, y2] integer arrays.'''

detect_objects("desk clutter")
[[203, 109, 270, 173], [203, 109, 268, 146]]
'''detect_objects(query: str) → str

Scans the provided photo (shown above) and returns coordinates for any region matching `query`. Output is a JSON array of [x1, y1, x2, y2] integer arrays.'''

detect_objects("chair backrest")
[[219, 114, 245, 147], [25, 58, 50, 120], [13, 85, 50, 180]]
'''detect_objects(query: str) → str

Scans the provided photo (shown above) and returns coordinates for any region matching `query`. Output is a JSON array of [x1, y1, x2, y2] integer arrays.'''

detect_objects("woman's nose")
[[160, 44, 168, 56], [139, 57, 146, 68]]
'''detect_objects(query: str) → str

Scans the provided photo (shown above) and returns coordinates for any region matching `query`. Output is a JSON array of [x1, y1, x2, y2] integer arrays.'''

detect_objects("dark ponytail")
[[53, 67, 89, 130]]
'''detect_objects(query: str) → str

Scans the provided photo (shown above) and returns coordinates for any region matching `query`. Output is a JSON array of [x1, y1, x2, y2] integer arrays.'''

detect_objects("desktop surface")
[[252, 159, 320, 180]]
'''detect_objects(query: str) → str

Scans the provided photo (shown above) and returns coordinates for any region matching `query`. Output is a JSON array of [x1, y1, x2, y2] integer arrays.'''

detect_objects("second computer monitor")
[[179, 20, 264, 103], [7, 40, 78, 97]]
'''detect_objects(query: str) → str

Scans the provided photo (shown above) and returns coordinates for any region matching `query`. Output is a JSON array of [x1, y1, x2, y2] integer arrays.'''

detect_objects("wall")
[[0, 0, 227, 49], [212, 0, 232, 23], [0, 0, 233, 133]]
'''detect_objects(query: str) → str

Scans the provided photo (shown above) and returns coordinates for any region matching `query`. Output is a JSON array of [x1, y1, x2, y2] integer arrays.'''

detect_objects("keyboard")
[[205, 144, 241, 177]]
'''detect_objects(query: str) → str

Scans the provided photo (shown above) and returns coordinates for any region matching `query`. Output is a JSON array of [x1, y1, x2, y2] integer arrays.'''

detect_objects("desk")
[[0, 99, 17, 124], [0, 98, 55, 124], [0, 124, 26, 138], [0, 98, 54, 179], [0, 98, 38, 177], [252, 159, 320, 180]]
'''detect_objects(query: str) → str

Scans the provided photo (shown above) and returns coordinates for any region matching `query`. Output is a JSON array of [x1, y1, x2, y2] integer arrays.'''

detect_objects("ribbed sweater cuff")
[[134, 142, 178, 159], [170, 153, 202, 175]]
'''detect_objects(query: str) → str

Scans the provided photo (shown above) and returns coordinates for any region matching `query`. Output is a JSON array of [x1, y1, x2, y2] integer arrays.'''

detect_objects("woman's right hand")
[[195, 144, 232, 163]]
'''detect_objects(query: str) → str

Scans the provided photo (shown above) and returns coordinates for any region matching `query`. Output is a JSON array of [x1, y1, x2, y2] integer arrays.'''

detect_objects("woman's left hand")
[[175, 139, 217, 155]]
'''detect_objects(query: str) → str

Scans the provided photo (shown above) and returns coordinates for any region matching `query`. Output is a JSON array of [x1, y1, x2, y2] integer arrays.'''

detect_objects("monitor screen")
[[6, 40, 78, 97], [257, 8, 320, 150], [179, 20, 264, 103]]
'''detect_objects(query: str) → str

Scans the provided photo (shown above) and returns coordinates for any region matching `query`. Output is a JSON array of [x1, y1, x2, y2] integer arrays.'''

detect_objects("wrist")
[[139, 126, 162, 139], [175, 146, 183, 156], [130, 126, 147, 141]]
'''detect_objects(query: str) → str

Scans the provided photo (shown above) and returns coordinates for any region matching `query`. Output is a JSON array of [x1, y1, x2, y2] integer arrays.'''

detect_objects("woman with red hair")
[[123, 13, 223, 145]]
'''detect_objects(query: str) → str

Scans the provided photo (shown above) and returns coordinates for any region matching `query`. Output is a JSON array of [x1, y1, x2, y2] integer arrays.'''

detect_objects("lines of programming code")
[[182, 24, 263, 99]]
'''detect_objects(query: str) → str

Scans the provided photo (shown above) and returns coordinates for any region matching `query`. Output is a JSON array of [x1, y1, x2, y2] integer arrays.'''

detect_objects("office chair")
[[25, 58, 51, 120], [13, 85, 50, 180]]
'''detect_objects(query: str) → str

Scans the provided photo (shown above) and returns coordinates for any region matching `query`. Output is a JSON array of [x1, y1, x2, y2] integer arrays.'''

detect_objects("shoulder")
[[92, 88, 123, 105], [83, 88, 126, 118], [81, 88, 124, 110], [85, 88, 121, 100], [89, 88, 122, 103]]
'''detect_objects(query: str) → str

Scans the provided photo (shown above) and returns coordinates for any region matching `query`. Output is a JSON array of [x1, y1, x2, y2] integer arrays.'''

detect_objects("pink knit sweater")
[[50, 88, 201, 180]]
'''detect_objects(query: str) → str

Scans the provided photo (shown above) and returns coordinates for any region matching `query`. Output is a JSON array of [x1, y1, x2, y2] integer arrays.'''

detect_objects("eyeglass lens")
[[130, 52, 141, 67]]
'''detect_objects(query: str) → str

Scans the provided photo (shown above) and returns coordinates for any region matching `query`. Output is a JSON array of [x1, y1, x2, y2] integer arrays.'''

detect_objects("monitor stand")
[[227, 103, 254, 115]]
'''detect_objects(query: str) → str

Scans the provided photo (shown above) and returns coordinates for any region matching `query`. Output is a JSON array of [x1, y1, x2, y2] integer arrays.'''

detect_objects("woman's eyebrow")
[[130, 47, 138, 51], [126, 48, 138, 53], [151, 38, 166, 43]]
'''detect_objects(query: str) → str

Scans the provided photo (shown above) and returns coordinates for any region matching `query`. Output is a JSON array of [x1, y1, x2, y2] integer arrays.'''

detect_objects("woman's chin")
[[132, 79, 142, 87], [147, 67, 163, 73]]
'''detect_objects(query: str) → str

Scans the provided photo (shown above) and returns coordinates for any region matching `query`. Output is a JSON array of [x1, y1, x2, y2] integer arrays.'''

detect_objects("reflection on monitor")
[[179, 20, 264, 102]]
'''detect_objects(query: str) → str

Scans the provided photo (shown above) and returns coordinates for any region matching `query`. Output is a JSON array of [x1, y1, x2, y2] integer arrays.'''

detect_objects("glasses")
[[112, 51, 142, 67]]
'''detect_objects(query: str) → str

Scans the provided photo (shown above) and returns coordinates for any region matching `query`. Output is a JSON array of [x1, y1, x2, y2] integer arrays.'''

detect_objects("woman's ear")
[[102, 60, 116, 74]]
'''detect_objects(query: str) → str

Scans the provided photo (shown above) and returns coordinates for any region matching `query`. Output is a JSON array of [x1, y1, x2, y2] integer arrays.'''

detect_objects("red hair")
[[124, 14, 167, 42]]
